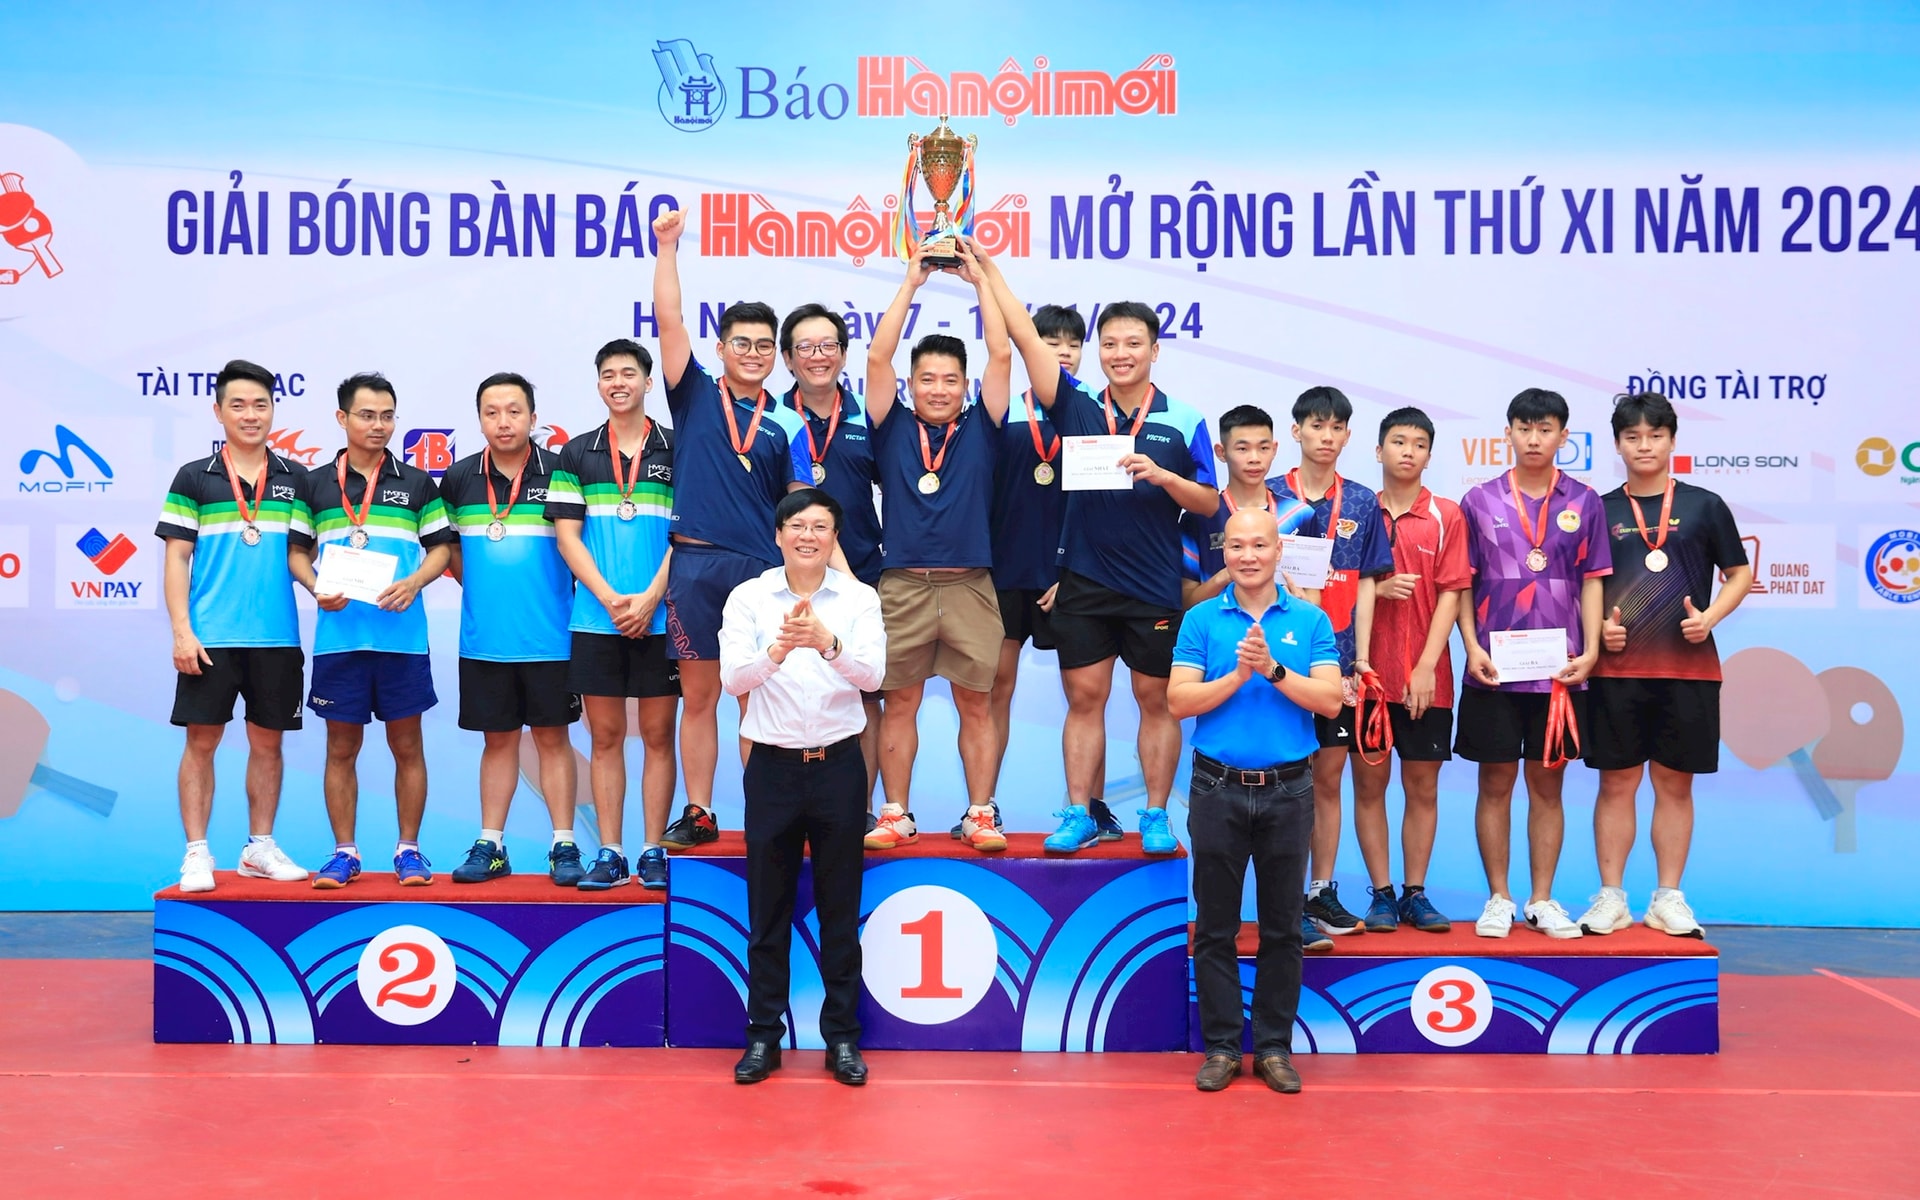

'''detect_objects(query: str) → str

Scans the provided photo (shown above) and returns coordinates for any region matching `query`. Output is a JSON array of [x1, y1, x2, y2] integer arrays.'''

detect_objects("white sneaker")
[[863, 804, 918, 850], [1644, 889, 1705, 939], [1475, 895, 1516, 938], [179, 846, 215, 893], [1523, 898, 1585, 939], [238, 840, 310, 882], [1577, 887, 1633, 935]]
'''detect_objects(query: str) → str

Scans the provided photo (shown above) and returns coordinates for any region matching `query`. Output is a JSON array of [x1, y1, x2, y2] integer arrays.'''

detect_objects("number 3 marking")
[[1425, 979, 1477, 1033]]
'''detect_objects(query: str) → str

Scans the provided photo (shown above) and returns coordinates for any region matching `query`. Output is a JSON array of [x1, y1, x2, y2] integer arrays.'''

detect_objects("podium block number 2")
[[861, 885, 998, 1024], [356, 924, 457, 1026]]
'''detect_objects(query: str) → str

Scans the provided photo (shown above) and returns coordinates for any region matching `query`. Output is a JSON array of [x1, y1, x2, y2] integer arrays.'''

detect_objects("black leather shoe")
[[734, 1040, 781, 1084], [1194, 1053, 1241, 1092], [824, 1041, 868, 1086], [1253, 1053, 1302, 1094]]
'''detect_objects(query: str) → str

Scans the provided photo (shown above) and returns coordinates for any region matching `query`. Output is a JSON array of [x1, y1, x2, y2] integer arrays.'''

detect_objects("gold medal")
[[812, 461, 827, 485], [1644, 548, 1669, 573], [738, 452, 752, 471], [918, 471, 941, 495], [1033, 461, 1055, 486], [1525, 546, 1548, 572]]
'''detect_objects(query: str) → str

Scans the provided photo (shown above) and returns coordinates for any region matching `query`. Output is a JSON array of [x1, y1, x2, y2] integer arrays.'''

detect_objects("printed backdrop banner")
[[1, 4, 1916, 919]]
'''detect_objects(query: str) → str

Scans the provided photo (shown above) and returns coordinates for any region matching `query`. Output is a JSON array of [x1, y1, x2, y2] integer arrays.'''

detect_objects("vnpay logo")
[[19, 425, 112, 494], [1856, 437, 1920, 483], [1866, 529, 1920, 604], [76, 527, 135, 577], [653, 39, 728, 131], [402, 429, 455, 477]]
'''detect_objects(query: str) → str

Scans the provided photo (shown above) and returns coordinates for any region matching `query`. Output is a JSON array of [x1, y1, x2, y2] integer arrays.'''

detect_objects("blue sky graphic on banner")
[[1, 2, 1917, 918]]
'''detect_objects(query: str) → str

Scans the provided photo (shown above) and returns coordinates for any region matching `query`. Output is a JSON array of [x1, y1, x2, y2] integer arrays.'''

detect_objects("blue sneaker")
[[636, 847, 669, 891], [1399, 886, 1453, 933], [311, 850, 361, 890], [1088, 798, 1125, 842], [1138, 808, 1178, 855], [1363, 885, 1400, 932], [576, 847, 630, 890], [1043, 805, 1099, 853], [1302, 914, 1334, 952], [451, 840, 510, 884], [548, 841, 586, 887], [394, 848, 433, 886]]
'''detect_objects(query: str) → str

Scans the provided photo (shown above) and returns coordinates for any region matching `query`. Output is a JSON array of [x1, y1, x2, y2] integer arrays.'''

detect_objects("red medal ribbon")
[[1504, 468, 1560, 563], [1542, 680, 1581, 770], [608, 419, 652, 504], [1355, 667, 1394, 766], [222, 445, 266, 527], [483, 446, 529, 523], [1221, 488, 1278, 516], [1024, 389, 1060, 463], [792, 387, 842, 467], [1626, 477, 1676, 555], [1286, 468, 1343, 537], [1100, 385, 1154, 439], [721, 380, 769, 461], [917, 416, 958, 475], [335, 453, 377, 533]]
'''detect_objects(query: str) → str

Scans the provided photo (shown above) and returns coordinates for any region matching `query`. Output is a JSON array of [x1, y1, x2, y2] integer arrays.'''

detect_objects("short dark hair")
[[1034, 304, 1086, 342], [336, 371, 396, 412], [1292, 386, 1352, 425], [1611, 391, 1678, 438], [1095, 301, 1159, 343], [595, 339, 653, 375], [214, 359, 275, 404], [1507, 387, 1569, 427], [779, 303, 850, 356], [475, 372, 536, 413], [909, 334, 968, 375], [718, 301, 780, 341], [1217, 404, 1273, 441], [1378, 406, 1435, 445], [775, 486, 842, 532]]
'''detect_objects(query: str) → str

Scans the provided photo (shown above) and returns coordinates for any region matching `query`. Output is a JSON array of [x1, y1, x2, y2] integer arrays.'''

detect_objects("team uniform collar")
[[785, 382, 862, 419], [586, 421, 658, 454], [476, 444, 547, 481], [204, 451, 294, 479], [1219, 583, 1292, 618], [331, 447, 402, 483]]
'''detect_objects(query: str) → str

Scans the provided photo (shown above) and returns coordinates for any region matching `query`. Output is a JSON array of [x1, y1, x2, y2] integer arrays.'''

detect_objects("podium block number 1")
[[861, 885, 998, 1024]]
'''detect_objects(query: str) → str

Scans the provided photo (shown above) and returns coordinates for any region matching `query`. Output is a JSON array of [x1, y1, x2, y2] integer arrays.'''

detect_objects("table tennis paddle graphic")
[[0, 689, 117, 818], [1720, 648, 1842, 820], [1811, 667, 1904, 854], [516, 727, 598, 855]]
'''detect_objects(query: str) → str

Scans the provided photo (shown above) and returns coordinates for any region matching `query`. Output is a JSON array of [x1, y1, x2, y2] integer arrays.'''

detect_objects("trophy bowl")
[[901, 115, 977, 267]]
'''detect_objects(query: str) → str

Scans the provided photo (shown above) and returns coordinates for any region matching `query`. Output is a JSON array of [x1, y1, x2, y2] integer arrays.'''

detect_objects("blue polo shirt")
[[307, 450, 456, 656], [544, 421, 675, 637], [782, 384, 882, 585], [872, 399, 998, 570], [1172, 586, 1337, 769], [155, 453, 313, 649], [441, 446, 573, 662], [1051, 366, 1216, 610], [664, 356, 807, 561], [990, 389, 1067, 591]]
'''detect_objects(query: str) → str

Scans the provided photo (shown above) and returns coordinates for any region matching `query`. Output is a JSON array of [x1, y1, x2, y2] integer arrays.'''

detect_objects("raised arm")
[[954, 237, 1011, 424], [865, 245, 934, 427], [975, 248, 1058, 408], [651, 209, 692, 388]]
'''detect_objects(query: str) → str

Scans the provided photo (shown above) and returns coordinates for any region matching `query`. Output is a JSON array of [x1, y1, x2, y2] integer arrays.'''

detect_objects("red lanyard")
[[1024, 390, 1059, 462], [1626, 477, 1675, 553], [1221, 488, 1278, 516], [1505, 468, 1560, 561], [721, 381, 768, 465], [483, 447, 529, 522], [609, 419, 651, 503], [1101, 386, 1153, 438], [918, 417, 957, 474], [1355, 667, 1393, 765], [222, 446, 265, 527], [1542, 681, 1581, 769], [792, 388, 842, 466], [335, 454, 377, 532], [1286, 468, 1343, 535]]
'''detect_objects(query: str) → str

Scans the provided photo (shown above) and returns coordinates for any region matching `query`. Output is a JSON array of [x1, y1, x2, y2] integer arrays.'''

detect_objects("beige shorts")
[[878, 568, 1002, 693]]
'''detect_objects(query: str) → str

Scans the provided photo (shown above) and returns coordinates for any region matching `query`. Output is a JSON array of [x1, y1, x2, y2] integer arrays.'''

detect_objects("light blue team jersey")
[[441, 447, 573, 662]]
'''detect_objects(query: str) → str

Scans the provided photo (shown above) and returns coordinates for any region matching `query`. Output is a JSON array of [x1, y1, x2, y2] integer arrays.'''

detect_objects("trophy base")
[[920, 235, 960, 269]]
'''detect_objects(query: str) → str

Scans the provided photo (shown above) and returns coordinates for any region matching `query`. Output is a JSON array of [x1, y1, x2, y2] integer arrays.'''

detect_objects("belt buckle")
[[801, 745, 826, 763], [1240, 769, 1267, 786]]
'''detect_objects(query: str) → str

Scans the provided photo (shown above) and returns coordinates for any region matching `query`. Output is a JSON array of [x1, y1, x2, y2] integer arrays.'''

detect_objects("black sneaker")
[[576, 847, 630, 890], [660, 804, 719, 851], [451, 839, 509, 883], [1304, 882, 1366, 935], [548, 841, 586, 887], [1087, 798, 1124, 842], [949, 799, 1002, 839], [636, 846, 669, 890]]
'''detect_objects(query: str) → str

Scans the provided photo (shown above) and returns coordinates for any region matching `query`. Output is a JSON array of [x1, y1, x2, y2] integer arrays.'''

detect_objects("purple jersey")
[[1459, 470, 1612, 694]]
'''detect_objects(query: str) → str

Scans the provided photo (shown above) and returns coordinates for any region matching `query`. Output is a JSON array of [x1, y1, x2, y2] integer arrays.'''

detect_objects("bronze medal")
[[1525, 546, 1548, 572], [1644, 548, 1669, 573]]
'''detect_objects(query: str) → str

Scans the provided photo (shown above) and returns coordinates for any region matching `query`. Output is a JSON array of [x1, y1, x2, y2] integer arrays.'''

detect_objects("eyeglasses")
[[782, 521, 836, 536], [349, 410, 397, 425], [725, 337, 777, 356], [791, 340, 845, 359]]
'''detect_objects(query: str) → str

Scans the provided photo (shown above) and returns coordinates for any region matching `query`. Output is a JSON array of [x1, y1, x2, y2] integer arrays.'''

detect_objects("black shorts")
[[1583, 676, 1721, 775], [458, 658, 581, 732], [1454, 685, 1590, 765], [1315, 704, 1357, 750], [1049, 569, 1181, 677], [997, 586, 1057, 650], [171, 647, 305, 730], [568, 632, 682, 699], [1355, 699, 1454, 762]]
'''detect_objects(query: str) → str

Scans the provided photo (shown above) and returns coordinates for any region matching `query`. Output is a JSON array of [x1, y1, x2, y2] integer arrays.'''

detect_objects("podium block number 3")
[[861, 885, 997, 1024], [1410, 964, 1492, 1047], [356, 924, 457, 1026]]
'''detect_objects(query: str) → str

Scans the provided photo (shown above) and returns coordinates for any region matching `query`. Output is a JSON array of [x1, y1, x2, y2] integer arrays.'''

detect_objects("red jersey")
[[1367, 488, 1472, 708]]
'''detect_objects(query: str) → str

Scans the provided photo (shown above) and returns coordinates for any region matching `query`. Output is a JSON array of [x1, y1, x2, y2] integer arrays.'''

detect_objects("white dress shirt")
[[719, 566, 886, 749]]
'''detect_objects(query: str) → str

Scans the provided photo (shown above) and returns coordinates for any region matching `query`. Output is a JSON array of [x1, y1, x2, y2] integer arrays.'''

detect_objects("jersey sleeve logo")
[[1557, 507, 1581, 532]]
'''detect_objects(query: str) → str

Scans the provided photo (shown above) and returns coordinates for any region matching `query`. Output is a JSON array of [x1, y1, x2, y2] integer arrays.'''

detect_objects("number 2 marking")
[[1425, 979, 1477, 1033], [374, 942, 439, 1009], [898, 911, 962, 999]]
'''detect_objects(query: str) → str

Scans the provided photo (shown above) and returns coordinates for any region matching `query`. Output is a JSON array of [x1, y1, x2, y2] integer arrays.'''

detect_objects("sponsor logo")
[[216, 429, 325, 467], [0, 526, 27, 609], [1855, 436, 1920, 483], [76, 527, 135, 575], [1280, 629, 1298, 646], [1864, 529, 1920, 604], [59, 525, 152, 608], [1672, 453, 1800, 476], [699, 191, 1029, 265], [380, 489, 411, 506], [857, 53, 1177, 121], [0, 171, 63, 285], [18, 425, 112, 494], [270, 484, 296, 502], [524, 487, 549, 503], [533, 424, 571, 451], [646, 464, 673, 482], [1557, 432, 1593, 472], [653, 39, 727, 132], [1153, 618, 1171, 631], [402, 429, 455, 477], [1335, 518, 1358, 539], [1556, 508, 1581, 533], [1458, 430, 1594, 477], [1731, 526, 1834, 609]]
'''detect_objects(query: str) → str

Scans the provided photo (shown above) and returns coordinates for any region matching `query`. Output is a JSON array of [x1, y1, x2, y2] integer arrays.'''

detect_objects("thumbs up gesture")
[[1601, 604, 1627, 652], [1679, 595, 1713, 644]]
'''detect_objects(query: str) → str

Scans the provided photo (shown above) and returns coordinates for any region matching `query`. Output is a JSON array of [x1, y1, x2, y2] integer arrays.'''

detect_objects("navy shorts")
[[665, 542, 774, 661], [308, 650, 438, 725]]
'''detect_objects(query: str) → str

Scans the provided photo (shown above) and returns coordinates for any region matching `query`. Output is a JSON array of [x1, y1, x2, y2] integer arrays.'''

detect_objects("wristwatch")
[[822, 635, 842, 662], [1267, 660, 1286, 683]]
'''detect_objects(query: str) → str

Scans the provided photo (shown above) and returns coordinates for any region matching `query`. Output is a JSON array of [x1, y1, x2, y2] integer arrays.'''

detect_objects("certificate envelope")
[[315, 545, 400, 606], [1489, 628, 1568, 684], [1277, 534, 1334, 589], [1060, 435, 1136, 492]]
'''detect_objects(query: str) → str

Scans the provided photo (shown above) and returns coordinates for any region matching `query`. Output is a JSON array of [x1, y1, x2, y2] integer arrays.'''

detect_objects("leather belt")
[[1193, 750, 1311, 787], [754, 735, 861, 765]]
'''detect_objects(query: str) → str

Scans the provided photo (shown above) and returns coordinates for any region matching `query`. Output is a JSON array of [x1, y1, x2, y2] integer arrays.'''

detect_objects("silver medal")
[[486, 520, 506, 542], [617, 499, 638, 521], [240, 523, 262, 546], [348, 527, 370, 549]]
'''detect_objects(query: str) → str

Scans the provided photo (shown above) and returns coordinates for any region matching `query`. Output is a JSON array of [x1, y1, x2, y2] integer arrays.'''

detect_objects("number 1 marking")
[[898, 911, 962, 999]]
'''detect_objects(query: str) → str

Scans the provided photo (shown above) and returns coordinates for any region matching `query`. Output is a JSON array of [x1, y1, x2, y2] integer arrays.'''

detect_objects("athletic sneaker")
[[1475, 895, 1516, 938], [950, 800, 1002, 839], [394, 848, 434, 886], [451, 840, 510, 884], [1523, 898, 1583, 939], [1644, 889, 1705, 939], [1363, 885, 1400, 932], [636, 847, 669, 891], [548, 841, 586, 887], [179, 846, 215, 893], [864, 804, 918, 850], [660, 804, 719, 851], [1301, 915, 1335, 952], [1304, 883, 1365, 935], [312, 850, 361, 890], [1043, 805, 1099, 853], [866, 811, 880, 835], [1088, 798, 1125, 842], [960, 805, 1007, 852], [1138, 808, 1179, 855], [577, 848, 630, 890], [1398, 887, 1452, 933], [238, 841, 308, 882], [1577, 887, 1633, 935]]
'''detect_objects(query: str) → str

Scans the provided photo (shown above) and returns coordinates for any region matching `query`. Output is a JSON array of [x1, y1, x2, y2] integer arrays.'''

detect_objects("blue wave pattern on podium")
[[666, 859, 755, 1007], [496, 907, 664, 1046], [1021, 859, 1187, 1051], [283, 903, 530, 1020], [1184, 963, 1359, 1054], [1547, 960, 1720, 1054], [153, 901, 315, 1044], [1328, 959, 1578, 1036], [843, 860, 1055, 1002]]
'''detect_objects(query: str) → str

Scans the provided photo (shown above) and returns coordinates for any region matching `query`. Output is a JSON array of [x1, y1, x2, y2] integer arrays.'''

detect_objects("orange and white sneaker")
[[864, 804, 918, 850], [961, 805, 1008, 852]]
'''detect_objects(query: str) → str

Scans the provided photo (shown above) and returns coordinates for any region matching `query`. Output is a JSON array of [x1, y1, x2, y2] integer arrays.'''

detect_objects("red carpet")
[[680, 829, 1187, 860], [155, 871, 664, 904], [1222, 921, 1718, 957]]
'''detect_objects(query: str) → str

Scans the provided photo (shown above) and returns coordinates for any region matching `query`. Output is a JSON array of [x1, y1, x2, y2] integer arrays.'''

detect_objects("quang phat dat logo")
[[654, 39, 727, 132]]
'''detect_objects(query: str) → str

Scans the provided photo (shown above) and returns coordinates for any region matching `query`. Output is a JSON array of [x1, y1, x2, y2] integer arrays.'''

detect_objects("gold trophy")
[[894, 115, 978, 267]]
